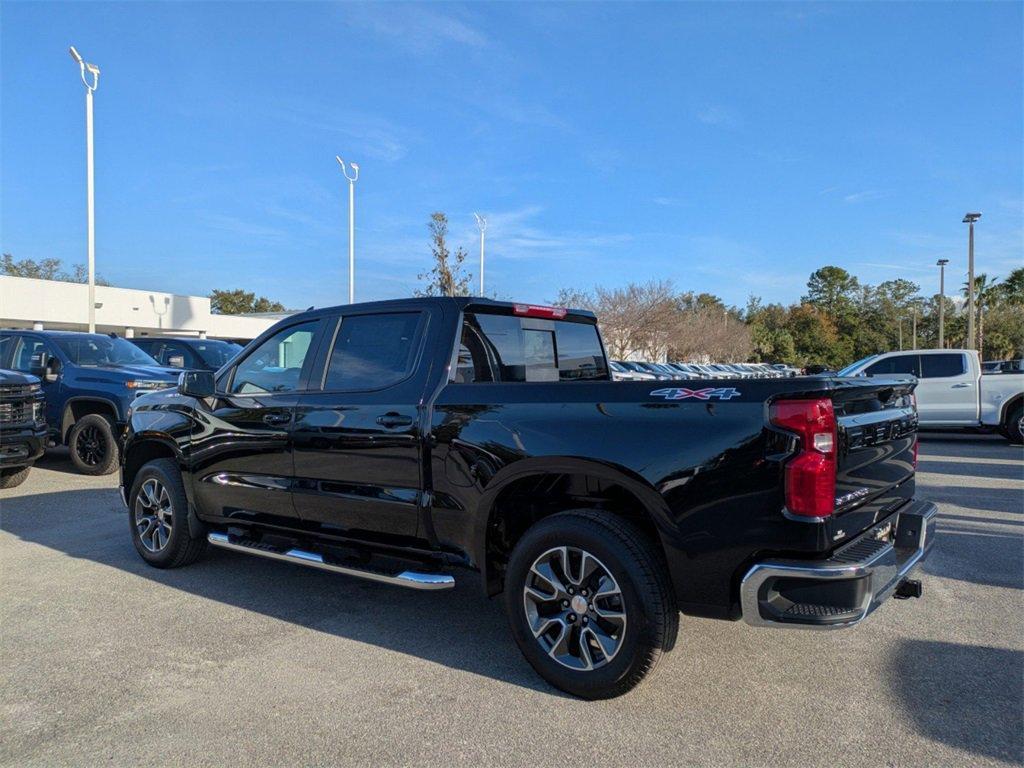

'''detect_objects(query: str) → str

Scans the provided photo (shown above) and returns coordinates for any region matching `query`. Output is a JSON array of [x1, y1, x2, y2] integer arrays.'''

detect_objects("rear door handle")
[[377, 413, 414, 428], [263, 412, 292, 426]]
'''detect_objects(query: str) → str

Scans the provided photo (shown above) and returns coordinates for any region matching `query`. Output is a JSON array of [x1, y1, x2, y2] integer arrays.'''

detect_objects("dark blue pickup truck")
[[0, 330, 179, 475]]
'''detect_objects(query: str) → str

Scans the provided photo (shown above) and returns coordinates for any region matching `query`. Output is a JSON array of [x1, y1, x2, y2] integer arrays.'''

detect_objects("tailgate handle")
[[263, 412, 292, 426]]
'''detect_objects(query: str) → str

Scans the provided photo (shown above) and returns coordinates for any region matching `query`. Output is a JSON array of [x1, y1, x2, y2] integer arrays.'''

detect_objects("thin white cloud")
[[696, 105, 739, 127], [340, 4, 488, 53], [843, 190, 885, 204]]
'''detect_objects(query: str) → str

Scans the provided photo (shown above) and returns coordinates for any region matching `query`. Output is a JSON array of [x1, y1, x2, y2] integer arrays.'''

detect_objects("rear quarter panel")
[[430, 379, 841, 616]]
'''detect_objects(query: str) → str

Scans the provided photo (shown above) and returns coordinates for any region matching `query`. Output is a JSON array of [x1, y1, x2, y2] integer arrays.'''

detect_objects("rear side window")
[[866, 354, 920, 377], [454, 313, 608, 383], [920, 354, 966, 378], [323, 312, 423, 391], [230, 321, 319, 394]]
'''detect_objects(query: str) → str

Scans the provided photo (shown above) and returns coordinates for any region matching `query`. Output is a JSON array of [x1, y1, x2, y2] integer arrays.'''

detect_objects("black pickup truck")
[[0, 369, 47, 488], [121, 297, 935, 698]]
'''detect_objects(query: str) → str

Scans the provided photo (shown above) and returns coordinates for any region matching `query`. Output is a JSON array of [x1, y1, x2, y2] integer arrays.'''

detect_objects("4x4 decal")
[[650, 387, 741, 401]]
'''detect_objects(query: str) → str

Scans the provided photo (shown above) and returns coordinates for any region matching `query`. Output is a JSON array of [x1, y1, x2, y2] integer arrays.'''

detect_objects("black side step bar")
[[206, 532, 455, 591]]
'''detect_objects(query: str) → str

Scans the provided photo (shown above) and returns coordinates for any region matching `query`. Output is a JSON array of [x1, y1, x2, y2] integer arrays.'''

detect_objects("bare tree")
[[416, 212, 472, 297]]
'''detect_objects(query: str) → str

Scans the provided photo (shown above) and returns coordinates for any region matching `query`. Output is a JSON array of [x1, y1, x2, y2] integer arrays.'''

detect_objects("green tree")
[[804, 266, 860, 321], [997, 267, 1024, 306], [209, 289, 286, 315], [416, 212, 472, 297], [963, 274, 1001, 358], [2, 253, 109, 285]]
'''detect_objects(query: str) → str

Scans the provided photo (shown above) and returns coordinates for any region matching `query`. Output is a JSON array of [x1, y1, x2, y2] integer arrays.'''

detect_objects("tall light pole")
[[898, 317, 904, 351], [70, 46, 100, 333], [473, 213, 487, 296], [936, 258, 949, 348], [336, 157, 359, 303], [963, 212, 981, 350], [911, 302, 918, 350]]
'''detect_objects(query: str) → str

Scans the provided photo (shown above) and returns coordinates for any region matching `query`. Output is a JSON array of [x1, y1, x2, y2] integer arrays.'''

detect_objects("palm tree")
[[962, 274, 1001, 357]]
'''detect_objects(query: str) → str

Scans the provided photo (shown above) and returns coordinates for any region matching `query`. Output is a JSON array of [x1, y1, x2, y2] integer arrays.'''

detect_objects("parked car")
[[609, 360, 646, 381], [615, 360, 659, 380], [121, 297, 934, 699], [129, 336, 243, 372], [0, 369, 47, 488], [0, 330, 180, 474], [838, 348, 1023, 443]]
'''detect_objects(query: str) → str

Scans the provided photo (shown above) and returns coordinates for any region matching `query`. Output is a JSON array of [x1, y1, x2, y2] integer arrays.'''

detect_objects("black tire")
[[68, 414, 119, 475], [0, 466, 31, 489], [504, 509, 678, 699], [128, 458, 206, 568], [1002, 403, 1023, 445]]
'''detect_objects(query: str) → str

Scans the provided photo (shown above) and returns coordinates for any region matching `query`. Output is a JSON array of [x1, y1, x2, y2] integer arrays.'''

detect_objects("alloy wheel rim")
[[522, 546, 627, 671], [75, 425, 107, 466], [134, 478, 173, 553]]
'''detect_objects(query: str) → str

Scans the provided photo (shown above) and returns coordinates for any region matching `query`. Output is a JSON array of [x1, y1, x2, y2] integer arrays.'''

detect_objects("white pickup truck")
[[838, 349, 1023, 443]]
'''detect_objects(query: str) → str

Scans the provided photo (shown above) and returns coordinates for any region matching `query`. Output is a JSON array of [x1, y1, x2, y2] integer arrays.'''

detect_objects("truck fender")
[[471, 456, 674, 591]]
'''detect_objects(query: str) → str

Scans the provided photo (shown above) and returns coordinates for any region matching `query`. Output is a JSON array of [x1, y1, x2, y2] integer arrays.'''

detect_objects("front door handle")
[[263, 412, 292, 426], [377, 413, 414, 429], [951, 383, 972, 388]]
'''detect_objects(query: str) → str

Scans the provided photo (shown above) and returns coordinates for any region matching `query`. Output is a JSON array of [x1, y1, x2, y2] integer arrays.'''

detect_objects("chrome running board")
[[206, 532, 455, 590]]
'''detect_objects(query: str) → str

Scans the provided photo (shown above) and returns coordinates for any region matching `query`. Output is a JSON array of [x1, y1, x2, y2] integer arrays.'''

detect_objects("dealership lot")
[[1, 436, 1021, 768]]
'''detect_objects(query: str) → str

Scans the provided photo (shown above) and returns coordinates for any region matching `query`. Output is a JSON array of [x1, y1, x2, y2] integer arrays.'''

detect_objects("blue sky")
[[2, 2, 1021, 310]]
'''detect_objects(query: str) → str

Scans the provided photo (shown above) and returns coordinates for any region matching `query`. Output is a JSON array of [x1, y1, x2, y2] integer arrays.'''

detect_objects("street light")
[[962, 212, 981, 350], [70, 45, 100, 333], [473, 213, 487, 296], [936, 258, 949, 348], [336, 156, 359, 304]]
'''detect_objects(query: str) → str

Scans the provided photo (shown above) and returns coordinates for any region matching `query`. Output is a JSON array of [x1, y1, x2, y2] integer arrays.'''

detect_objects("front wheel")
[[504, 510, 678, 699], [68, 414, 119, 475], [129, 458, 206, 568]]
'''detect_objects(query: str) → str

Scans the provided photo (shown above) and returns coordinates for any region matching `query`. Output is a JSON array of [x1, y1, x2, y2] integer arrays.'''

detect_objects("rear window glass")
[[454, 313, 608, 383], [920, 354, 966, 378], [323, 312, 423, 390], [866, 355, 920, 377]]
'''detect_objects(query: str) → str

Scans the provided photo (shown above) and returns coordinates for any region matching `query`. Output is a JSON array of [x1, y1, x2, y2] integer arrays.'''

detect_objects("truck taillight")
[[770, 398, 837, 519], [513, 303, 568, 319]]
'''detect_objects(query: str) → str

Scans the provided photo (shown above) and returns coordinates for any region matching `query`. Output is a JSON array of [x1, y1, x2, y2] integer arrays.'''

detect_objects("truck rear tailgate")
[[831, 378, 918, 544]]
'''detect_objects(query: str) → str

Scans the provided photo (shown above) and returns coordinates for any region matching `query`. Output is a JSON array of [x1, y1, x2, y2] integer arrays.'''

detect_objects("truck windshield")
[[54, 335, 161, 367], [838, 355, 879, 376], [194, 340, 243, 368], [454, 313, 609, 383]]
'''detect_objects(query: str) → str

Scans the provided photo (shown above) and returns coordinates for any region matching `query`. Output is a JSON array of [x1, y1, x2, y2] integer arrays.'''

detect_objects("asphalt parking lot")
[[1, 436, 1021, 768]]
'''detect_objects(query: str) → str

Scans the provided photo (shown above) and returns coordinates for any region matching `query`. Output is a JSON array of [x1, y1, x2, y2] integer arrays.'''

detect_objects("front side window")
[[323, 312, 423, 391], [920, 353, 966, 378], [865, 354, 920, 377], [455, 313, 608, 383], [11, 338, 50, 372], [230, 321, 319, 394]]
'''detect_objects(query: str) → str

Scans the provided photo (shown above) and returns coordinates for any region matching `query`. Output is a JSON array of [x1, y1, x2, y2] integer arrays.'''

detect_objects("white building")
[[0, 275, 291, 341]]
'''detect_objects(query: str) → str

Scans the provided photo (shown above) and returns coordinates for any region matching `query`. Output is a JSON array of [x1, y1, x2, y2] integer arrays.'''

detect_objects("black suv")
[[129, 337, 242, 372], [0, 369, 47, 488]]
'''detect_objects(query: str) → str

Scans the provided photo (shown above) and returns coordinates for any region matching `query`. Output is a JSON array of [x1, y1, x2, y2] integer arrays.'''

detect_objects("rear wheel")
[[1001, 403, 1023, 444], [0, 466, 31, 489], [504, 510, 677, 699], [129, 458, 206, 568], [69, 414, 119, 475]]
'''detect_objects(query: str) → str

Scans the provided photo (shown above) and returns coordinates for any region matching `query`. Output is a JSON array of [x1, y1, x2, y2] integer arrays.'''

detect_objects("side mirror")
[[167, 355, 186, 368], [29, 350, 49, 377], [44, 357, 61, 383], [178, 369, 215, 398]]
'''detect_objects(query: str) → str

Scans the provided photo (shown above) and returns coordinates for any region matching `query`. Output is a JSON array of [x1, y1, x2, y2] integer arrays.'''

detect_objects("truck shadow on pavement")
[[0, 487, 569, 698], [889, 639, 1023, 764]]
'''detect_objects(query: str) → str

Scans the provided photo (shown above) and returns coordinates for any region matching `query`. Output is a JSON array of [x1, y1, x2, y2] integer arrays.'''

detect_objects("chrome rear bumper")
[[740, 500, 937, 629]]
